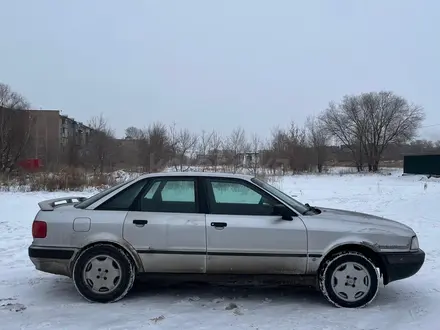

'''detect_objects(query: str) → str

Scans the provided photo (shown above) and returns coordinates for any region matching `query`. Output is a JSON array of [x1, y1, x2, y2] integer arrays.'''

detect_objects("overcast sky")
[[1, 0, 439, 140]]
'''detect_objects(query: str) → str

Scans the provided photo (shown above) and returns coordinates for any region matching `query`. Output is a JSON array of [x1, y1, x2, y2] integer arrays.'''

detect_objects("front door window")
[[206, 179, 277, 216]]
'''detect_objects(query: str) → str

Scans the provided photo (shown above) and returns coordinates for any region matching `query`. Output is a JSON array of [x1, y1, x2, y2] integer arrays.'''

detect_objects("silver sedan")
[[28, 172, 425, 308]]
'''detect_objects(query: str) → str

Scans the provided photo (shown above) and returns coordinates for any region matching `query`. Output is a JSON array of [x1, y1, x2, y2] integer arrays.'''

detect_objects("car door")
[[123, 176, 207, 273], [203, 177, 307, 275]]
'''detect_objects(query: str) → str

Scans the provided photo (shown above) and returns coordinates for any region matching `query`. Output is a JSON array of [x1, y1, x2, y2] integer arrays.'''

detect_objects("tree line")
[[0, 82, 430, 175]]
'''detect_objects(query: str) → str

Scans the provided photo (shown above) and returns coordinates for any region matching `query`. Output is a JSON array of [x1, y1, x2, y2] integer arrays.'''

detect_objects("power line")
[[421, 123, 440, 128]]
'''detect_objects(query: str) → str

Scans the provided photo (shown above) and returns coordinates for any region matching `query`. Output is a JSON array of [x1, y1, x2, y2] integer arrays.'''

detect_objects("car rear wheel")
[[318, 251, 379, 308], [72, 244, 136, 303]]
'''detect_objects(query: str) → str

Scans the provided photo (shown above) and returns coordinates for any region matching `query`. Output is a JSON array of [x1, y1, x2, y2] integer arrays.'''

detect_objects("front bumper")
[[29, 245, 77, 277], [380, 249, 425, 285]]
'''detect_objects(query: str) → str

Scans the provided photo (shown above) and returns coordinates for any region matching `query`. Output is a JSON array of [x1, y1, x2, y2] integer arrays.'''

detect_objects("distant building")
[[403, 154, 440, 176], [12, 109, 94, 167], [59, 115, 92, 149], [237, 152, 260, 167], [26, 110, 61, 165]]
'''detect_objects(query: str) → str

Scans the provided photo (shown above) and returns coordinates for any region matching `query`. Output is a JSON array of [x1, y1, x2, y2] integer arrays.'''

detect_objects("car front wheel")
[[72, 244, 136, 303], [318, 251, 380, 308]]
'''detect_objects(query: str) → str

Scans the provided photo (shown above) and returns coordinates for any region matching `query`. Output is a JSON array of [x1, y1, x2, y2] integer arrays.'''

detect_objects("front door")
[[123, 177, 207, 273], [203, 177, 307, 275]]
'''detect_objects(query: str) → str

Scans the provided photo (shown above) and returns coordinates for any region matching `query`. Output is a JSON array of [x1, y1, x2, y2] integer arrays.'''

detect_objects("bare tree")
[[169, 124, 198, 171], [286, 122, 309, 171], [265, 126, 288, 174], [320, 98, 366, 171], [358, 91, 424, 171], [305, 115, 329, 173], [145, 122, 172, 172], [124, 126, 144, 140], [84, 114, 115, 174], [120, 126, 147, 170], [321, 91, 425, 172], [267, 122, 309, 173], [121, 122, 173, 172], [245, 133, 263, 175], [206, 131, 223, 172], [0, 83, 30, 109], [224, 127, 247, 173], [0, 83, 33, 172], [196, 130, 214, 171]]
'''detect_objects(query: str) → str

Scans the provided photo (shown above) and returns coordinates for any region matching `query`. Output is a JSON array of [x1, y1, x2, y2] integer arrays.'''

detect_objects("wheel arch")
[[70, 240, 144, 275], [318, 243, 388, 284]]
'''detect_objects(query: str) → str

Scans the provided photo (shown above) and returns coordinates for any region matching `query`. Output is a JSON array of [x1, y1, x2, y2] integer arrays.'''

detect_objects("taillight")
[[32, 220, 47, 238]]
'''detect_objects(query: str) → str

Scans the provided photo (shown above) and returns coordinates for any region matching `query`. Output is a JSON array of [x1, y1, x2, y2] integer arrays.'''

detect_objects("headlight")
[[410, 236, 419, 250]]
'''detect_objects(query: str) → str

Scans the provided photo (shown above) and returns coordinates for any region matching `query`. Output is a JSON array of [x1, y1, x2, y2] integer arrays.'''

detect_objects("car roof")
[[136, 171, 255, 180]]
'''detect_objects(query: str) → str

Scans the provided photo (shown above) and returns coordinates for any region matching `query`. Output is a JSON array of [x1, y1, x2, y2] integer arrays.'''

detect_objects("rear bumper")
[[380, 249, 425, 285], [28, 246, 77, 277]]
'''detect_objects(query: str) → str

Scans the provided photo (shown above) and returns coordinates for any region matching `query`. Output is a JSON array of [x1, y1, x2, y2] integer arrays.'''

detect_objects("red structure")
[[18, 158, 42, 171]]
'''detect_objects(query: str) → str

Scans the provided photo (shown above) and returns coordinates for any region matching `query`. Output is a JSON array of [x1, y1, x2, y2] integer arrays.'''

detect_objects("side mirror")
[[273, 204, 294, 221]]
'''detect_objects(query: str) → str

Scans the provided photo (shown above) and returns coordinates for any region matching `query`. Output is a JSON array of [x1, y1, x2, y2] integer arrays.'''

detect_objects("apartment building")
[[20, 109, 92, 167], [59, 114, 92, 149]]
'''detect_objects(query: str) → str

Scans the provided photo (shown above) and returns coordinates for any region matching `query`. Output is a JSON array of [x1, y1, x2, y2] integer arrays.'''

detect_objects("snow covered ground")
[[1, 170, 439, 329]]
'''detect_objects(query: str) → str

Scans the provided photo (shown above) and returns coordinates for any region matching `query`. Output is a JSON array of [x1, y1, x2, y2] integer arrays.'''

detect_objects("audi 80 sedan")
[[28, 172, 425, 308]]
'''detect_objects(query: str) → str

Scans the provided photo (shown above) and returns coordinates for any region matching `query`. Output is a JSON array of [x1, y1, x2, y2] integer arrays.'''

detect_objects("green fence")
[[403, 155, 440, 175]]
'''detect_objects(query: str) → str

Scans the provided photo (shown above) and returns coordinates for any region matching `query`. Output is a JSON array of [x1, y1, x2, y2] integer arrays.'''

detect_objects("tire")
[[72, 244, 136, 303], [318, 251, 379, 308]]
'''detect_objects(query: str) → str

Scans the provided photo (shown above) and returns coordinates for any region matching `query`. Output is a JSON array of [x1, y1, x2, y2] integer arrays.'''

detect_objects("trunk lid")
[[38, 196, 87, 211]]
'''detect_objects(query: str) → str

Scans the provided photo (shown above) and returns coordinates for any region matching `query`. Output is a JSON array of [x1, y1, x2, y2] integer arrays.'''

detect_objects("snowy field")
[[1, 170, 439, 329]]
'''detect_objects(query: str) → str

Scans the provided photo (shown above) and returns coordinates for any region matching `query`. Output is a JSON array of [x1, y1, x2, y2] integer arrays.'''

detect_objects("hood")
[[316, 206, 415, 237]]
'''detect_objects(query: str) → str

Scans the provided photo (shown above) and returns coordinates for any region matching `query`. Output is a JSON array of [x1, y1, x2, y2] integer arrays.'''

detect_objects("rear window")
[[75, 179, 135, 209]]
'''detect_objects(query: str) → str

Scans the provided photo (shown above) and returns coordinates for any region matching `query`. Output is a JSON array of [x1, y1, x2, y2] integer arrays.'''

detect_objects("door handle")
[[211, 222, 227, 228], [133, 219, 148, 226]]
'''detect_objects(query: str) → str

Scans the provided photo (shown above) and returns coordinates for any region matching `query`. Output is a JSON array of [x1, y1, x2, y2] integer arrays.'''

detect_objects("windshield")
[[251, 177, 309, 214], [75, 179, 135, 209]]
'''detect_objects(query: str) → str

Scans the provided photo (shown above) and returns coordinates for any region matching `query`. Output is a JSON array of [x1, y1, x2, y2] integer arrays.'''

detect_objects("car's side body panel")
[[123, 211, 207, 273], [200, 175, 309, 274], [302, 206, 416, 273], [32, 206, 143, 275], [205, 213, 308, 274], [34, 208, 128, 248]]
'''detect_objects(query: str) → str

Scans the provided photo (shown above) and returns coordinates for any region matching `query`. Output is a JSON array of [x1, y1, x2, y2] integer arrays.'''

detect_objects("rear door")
[[123, 177, 207, 273], [203, 177, 307, 275]]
